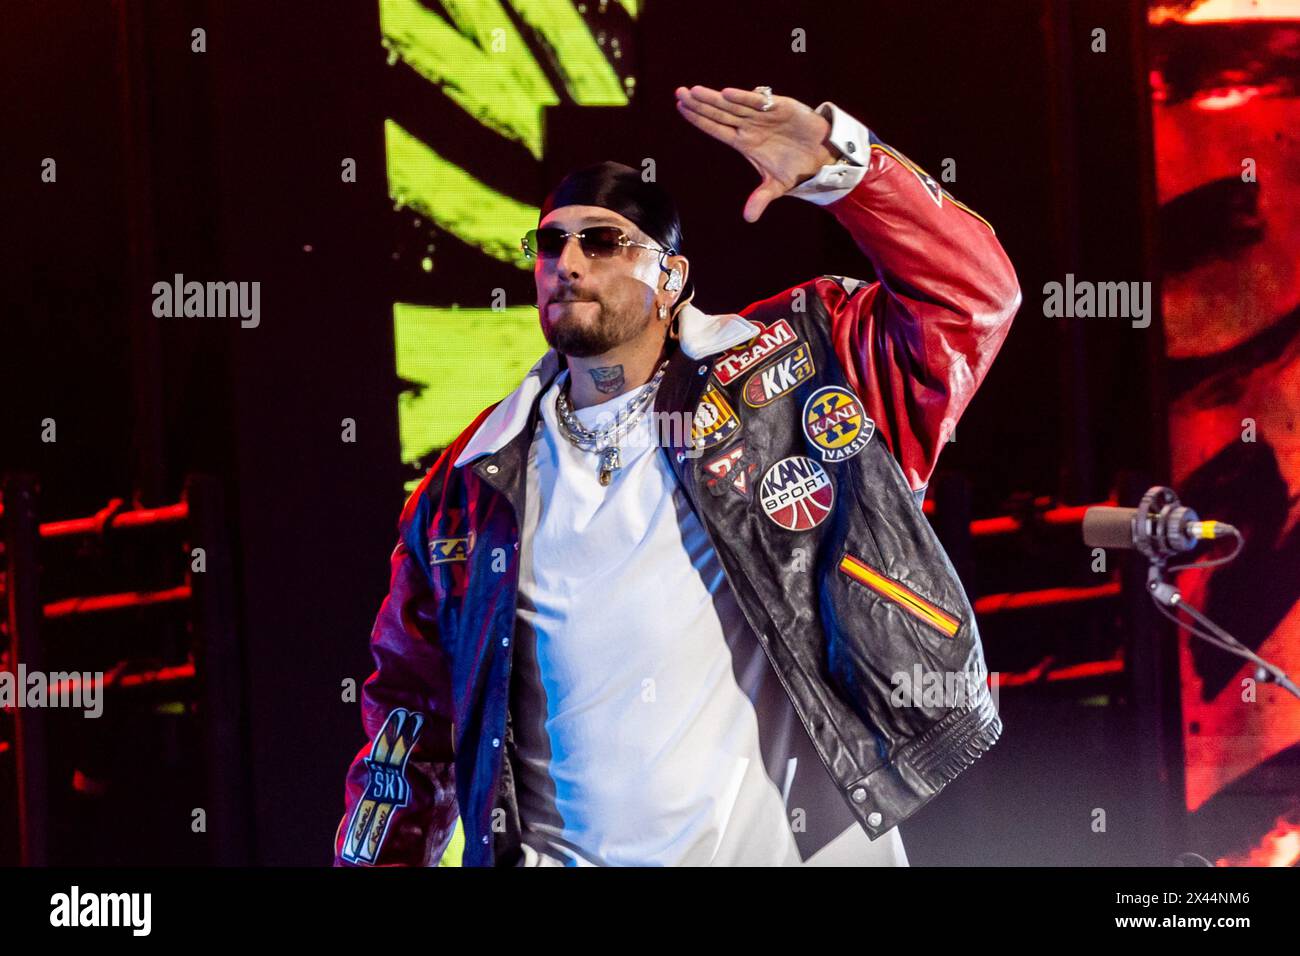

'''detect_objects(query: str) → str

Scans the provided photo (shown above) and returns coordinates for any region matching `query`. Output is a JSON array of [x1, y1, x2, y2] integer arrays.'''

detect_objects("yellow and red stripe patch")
[[839, 553, 960, 638]]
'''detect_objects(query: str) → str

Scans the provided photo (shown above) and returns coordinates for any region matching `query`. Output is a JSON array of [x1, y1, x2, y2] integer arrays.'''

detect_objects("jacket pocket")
[[837, 551, 960, 639]]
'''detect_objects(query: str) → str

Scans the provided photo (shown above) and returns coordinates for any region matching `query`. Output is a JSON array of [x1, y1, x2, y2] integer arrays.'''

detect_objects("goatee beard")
[[543, 299, 647, 358]]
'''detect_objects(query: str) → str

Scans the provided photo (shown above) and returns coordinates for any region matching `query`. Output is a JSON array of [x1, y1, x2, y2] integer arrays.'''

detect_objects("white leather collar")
[[452, 302, 758, 468]]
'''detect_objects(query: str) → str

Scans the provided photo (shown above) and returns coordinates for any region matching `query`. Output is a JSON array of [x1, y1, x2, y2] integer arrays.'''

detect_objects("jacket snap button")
[[485, 464, 499, 475], [492, 737, 500, 748], [867, 812, 883, 827], [851, 787, 867, 803], [501, 637, 509, 647], [481, 835, 488, 845], [697, 365, 707, 376], [845, 141, 856, 153]]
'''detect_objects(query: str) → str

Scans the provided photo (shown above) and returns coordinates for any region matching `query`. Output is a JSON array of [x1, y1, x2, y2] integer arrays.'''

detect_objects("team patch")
[[713, 319, 798, 385], [743, 343, 816, 407], [759, 456, 834, 531], [429, 536, 470, 564], [691, 382, 741, 451], [341, 707, 425, 865], [704, 444, 758, 499], [803, 386, 875, 462]]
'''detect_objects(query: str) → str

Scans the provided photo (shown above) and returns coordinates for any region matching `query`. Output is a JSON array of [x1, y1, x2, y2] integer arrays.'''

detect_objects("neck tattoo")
[[589, 365, 625, 394]]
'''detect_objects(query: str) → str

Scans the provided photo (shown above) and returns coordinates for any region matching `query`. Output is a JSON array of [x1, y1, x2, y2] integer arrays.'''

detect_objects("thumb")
[[743, 177, 785, 223]]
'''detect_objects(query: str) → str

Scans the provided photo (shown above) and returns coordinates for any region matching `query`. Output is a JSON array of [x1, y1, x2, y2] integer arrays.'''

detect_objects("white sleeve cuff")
[[786, 101, 872, 206]]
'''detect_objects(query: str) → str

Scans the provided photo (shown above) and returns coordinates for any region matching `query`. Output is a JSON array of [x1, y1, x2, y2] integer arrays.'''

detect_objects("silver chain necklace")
[[554, 360, 670, 486]]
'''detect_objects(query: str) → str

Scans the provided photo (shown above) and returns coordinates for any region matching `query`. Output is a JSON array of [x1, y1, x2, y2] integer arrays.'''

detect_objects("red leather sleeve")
[[334, 498, 460, 867], [817, 140, 1022, 493]]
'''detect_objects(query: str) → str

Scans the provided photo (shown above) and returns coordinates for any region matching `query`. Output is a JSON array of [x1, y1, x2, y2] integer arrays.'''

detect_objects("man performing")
[[336, 84, 1022, 867]]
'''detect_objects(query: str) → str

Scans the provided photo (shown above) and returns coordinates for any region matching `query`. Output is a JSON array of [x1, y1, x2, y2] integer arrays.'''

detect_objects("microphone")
[[1082, 489, 1237, 557], [1083, 486, 1298, 699]]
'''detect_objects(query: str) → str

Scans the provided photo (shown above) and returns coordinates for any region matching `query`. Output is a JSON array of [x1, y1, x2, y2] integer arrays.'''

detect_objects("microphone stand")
[[1136, 487, 1300, 701]]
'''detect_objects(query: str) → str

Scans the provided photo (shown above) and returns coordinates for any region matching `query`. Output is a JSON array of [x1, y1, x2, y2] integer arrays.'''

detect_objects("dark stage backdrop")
[[4, 0, 1198, 865]]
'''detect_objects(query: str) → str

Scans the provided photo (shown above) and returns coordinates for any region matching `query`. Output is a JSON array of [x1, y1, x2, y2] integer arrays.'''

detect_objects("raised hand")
[[674, 85, 837, 223]]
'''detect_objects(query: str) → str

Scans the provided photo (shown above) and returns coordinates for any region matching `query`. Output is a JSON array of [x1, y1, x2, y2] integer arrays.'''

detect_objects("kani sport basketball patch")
[[759, 455, 834, 531]]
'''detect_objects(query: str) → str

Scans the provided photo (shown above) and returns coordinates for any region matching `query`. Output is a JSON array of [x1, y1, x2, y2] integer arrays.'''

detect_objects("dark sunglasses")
[[521, 226, 670, 260]]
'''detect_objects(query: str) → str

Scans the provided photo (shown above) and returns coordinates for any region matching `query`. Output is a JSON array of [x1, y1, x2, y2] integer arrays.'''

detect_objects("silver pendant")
[[598, 446, 620, 486]]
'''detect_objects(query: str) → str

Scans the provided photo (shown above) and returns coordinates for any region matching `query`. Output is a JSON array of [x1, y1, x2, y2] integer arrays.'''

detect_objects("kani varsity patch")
[[802, 386, 874, 462], [713, 319, 798, 385]]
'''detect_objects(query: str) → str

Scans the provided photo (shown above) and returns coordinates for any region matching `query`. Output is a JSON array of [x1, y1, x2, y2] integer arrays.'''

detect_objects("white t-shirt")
[[509, 371, 907, 866]]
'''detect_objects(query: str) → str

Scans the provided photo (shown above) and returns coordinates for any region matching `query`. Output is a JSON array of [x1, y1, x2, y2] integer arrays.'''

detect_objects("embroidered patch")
[[341, 707, 425, 865], [713, 319, 798, 385], [691, 381, 741, 451], [911, 166, 945, 206], [803, 386, 875, 462], [742, 343, 816, 408], [759, 456, 834, 531], [704, 444, 758, 499], [871, 137, 947, 208], [429, 537, 470, 564]]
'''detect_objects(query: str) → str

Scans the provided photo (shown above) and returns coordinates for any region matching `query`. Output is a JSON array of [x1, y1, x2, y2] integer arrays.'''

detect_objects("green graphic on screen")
[[380, 0, 641, 863], [383, 0, 639, 492]]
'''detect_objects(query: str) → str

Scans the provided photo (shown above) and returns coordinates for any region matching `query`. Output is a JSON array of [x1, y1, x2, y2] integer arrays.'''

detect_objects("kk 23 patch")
[[803, 386, 874, 462], [341, 708, 425, 865], [743, 343, 815, 408]]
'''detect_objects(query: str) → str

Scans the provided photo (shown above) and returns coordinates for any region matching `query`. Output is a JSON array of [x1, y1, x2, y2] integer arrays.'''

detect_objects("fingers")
[[720, 86, 771, 114], [675, 87, 742, 130], [675, 92, 738, 145], [676, 85, 756, 122]]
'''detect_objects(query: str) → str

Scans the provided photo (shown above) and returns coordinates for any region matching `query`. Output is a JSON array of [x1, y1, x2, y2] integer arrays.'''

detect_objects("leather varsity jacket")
[[334, 108, 1023, 867]]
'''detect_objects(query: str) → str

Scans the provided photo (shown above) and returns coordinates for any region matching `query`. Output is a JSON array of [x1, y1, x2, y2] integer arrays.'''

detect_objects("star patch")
[[691, 381, 741, 451]]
